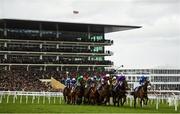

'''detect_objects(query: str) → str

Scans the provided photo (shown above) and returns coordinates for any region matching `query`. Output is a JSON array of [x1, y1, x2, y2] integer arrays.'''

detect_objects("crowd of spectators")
[[0, 70, 50, 91], [0, 69, 107, 92]]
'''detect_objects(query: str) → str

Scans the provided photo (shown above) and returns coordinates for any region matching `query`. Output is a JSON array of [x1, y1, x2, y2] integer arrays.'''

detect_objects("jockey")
[[112, 76, 117, 86], [65, 77, 71, 88], [117, 74, 126, 83], [103, 74, 110, 85], [76, 75, 84, 86], [115, 74, 126, 89], [134, 75, 147, 91], [71, 78, 76, 87], [98, 74, 110, 90], [90, 75, 98, 87], [97, 78, 105, 90], [139, 75, 147, 86]]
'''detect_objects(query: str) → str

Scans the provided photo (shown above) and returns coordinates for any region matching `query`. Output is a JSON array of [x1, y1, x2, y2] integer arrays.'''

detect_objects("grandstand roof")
[[0, 18, 141, 33]]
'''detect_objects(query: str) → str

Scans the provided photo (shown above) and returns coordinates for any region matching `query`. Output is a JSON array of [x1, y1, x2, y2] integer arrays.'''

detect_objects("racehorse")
[[75, 80, 85, 105], [83, 79, 92, 104], [98, 83, 111, 105], [131, 80, 151, 107], [70, 86, 76, 104], [88, 83, 98, 104], [112, 80, 129, 106], [63, 86, 71, 104], [83, 85, 90, 104]]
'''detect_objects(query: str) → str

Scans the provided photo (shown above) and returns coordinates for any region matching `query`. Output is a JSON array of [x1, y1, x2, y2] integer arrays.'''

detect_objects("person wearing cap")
[[91, 75, 98, 87], [65, 77, 71, 88], [76, 75, 84, 86], [71, 78, 76, 87], [97, 78, 105, 90], [117, 74, 126, 83], [114, 74, 126, 90], [98, 74, 109, 90], [134, 75, 148, 92], [112, 76, 117, 86], [139, 75, 147, 86], [103, 74, 110, 85]]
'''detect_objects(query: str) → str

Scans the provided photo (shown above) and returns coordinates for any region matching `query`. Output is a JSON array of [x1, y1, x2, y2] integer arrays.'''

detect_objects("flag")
[[51, 77, 65, 90], [73, 10, 79, 14]]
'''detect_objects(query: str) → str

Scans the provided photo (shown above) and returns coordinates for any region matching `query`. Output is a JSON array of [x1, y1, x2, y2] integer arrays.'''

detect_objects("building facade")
[[118, 69, 180, 90], [0, 19, 140, 72]]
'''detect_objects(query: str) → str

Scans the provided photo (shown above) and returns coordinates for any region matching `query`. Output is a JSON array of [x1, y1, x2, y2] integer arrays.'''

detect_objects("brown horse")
[[131, 80, 151, 107], [83, 85, 91, 104], [112, 80, 129, 106], [63, 86, 71, 104], [75, 80, 85, 105], [70, 86, 76, 104], [98, 83, 111, 105], [89, 83, 98, 104], [119, 80, 129, 106]]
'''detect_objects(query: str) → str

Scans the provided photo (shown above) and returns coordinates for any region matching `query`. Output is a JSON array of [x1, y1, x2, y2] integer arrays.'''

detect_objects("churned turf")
[[0, 95, 179, 113]]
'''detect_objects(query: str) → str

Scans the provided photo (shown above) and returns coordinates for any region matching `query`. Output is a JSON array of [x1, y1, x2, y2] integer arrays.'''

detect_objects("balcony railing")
[[0, 29, 114, 44], [0, 58, 113, 65], [0, 47, 112, 55]]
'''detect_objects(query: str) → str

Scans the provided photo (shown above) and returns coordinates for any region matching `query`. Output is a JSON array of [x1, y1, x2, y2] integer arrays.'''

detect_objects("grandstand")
[[0, 19, 140, 91]]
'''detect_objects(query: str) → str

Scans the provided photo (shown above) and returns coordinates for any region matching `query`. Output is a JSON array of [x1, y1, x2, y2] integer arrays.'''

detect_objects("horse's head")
[[123, 80, 129, 90], [119, 80, 128, 90], [80, 79, 86, 86], [75, 85, 84, 97], [144, 80, 151, 90]]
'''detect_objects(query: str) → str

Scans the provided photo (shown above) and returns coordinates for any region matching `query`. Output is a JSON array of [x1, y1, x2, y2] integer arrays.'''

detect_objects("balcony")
[[0, 58, 113, 66], [0, 29, 114, 45]]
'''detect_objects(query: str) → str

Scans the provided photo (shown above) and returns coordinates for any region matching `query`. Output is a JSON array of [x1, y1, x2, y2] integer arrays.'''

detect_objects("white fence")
[[0, 90, 179, 111], [0, 91, 63, 104], [0, 91, 63, 96]]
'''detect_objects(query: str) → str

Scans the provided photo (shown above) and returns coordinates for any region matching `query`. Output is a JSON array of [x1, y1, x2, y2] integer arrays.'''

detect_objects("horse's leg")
[[146, 97, 148, 105], [108, 96, 110, 105], [134, 96, 137, 108], [70, 95, 72, 104], [67, 96, 70, 104], [73, 95, 76, 104], [120, 96, 123, 106], [144, 96, 148, 105], [122, 95, 126, 106], [104, 97, 106, 106], [64, 95, 66, 103], [71, 96, 73, 104], [118, 96, 121, 107], [140, 98, 143, 108], [113, 95, 116, 106]]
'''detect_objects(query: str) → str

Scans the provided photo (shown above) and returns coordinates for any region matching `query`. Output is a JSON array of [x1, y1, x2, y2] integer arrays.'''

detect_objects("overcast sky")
[[0, 0, 180, 69]]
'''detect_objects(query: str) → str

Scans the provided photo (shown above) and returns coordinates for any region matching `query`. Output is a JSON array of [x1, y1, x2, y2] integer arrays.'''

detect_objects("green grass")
[[0, 95, 179, 113]]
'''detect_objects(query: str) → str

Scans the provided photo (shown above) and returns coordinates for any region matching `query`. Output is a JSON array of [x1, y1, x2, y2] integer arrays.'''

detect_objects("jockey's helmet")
[[112, 76, 116, 80], [106, 74, 110, 77], [72, 78, 76, 81], [80, 75, 83, 78], [90, 77, 94, 81], [93, 75, 97, 79]]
